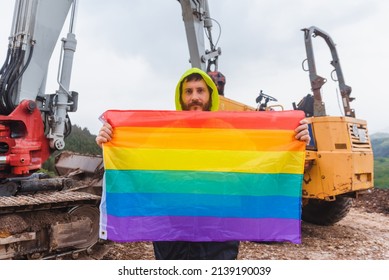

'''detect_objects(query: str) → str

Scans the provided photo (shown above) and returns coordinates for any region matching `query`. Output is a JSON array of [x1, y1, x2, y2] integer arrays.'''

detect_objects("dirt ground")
[[86, 188, 389, 260]]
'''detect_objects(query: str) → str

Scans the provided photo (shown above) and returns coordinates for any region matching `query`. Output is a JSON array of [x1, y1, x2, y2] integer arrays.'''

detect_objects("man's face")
[[180, 79, 211, 111]]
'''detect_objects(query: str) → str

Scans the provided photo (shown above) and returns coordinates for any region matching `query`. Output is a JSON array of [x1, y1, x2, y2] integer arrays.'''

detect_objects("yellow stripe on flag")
[[103, 147, 305, 174], [106, 127, 299, 151]]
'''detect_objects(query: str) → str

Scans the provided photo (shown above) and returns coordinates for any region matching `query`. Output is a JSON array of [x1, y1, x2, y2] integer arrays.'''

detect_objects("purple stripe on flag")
[[103, 215, 301, 244]]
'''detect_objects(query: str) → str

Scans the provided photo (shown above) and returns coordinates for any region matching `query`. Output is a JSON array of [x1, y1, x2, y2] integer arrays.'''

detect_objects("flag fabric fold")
[[99, 110, 306, 243]]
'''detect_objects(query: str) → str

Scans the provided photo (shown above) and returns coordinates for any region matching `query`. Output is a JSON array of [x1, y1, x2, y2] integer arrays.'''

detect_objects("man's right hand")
[[96, 122, 113, 148]]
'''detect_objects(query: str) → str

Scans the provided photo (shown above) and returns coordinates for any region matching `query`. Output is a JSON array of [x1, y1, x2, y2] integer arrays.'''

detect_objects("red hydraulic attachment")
[[0, 100, 50, 177]]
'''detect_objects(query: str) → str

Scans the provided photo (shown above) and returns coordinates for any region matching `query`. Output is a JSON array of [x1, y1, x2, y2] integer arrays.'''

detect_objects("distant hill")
[[371, 132, 389, 158], [369, 132, 389, 188], [371, 132, 389, 140], [63, 125, 101, 156], [42, 124, 101, 172]]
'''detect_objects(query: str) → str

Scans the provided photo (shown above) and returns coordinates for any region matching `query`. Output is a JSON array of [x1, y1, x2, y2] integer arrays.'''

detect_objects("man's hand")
[[96, 122, 113, 148], [295, 119, 311, 145]]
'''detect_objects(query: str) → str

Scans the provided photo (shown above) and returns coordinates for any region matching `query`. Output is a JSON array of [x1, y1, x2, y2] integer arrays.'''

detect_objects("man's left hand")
[[295, 119, 311, 145]]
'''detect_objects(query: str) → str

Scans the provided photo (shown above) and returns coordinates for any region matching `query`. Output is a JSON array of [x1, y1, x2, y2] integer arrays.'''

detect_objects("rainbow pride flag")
[[99, 110, 306, 243]]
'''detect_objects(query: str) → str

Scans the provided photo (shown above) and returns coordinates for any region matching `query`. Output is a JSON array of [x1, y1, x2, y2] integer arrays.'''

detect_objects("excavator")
[[295, 26, 373, 225], [0, 0, 374, 259], [180, 1, 374, 226], [179, 2, 373, 225], [0, 0, 102, 259]]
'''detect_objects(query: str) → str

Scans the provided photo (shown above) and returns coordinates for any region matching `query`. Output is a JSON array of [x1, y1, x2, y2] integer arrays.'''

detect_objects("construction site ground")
[[78, 188, 389, 260]]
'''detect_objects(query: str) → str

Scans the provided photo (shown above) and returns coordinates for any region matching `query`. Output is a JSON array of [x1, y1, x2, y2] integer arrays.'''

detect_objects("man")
[[96, 67, 311, 260]]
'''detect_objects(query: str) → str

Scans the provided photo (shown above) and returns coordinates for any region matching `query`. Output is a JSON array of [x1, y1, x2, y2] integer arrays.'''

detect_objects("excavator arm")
[[0, 0, 78, 177], [0, 0, 100, 260], [178, 0, 221, 72], [302, 26, 355, 117]]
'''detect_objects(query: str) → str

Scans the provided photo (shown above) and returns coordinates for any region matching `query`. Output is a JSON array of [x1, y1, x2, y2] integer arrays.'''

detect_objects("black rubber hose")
[[0, 47, 11, 75], [0, 49, 20, 113], [7, 46, 34, 113], [4, 48, 26, 112]]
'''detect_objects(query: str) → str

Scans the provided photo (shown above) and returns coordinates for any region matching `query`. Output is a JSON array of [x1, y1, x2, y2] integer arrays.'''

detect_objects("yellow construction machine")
[[216, 26, 374, 225], [180, 0, 373, 225]]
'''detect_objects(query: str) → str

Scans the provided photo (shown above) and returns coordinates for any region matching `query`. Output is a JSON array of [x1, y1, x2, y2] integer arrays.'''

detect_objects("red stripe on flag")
[[101, 110, 304, 130]]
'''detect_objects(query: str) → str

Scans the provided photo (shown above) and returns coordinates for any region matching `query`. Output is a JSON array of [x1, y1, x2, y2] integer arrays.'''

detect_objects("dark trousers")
[[153, 241, 239, 260]]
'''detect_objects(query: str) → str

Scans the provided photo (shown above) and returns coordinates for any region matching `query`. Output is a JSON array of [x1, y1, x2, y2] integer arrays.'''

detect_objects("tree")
[[42, 124, 101, 172]]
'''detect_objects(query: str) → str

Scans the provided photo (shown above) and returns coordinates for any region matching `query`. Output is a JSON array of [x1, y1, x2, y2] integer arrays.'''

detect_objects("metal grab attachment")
[[301, 26, 355, 117]]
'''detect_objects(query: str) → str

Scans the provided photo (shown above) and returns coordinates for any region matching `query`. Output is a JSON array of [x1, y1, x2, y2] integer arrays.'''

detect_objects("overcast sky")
[[0, 0, 388, 135]]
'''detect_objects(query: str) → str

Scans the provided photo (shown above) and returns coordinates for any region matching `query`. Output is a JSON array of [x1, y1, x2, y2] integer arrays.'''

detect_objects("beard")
[[180, 99, 211, 111]]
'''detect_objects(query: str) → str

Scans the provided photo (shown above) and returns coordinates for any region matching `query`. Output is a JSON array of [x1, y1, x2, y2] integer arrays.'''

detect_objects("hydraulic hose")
[[7, 45, 34, 113], [0, 48, 11, 75], [0, 51, 18, 113], [4, 48, 25, 112], [0, 44, 34, 115]]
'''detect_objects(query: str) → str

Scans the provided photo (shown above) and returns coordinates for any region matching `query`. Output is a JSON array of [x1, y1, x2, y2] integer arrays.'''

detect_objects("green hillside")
[[374, 158, 389, 188], [371, 133, 389, 157], [371, 132, 389, 189], [42, 124, 101, 173], [61, 125, 101, 155]]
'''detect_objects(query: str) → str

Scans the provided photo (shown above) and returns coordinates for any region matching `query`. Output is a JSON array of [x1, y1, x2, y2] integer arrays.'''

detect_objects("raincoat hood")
[[175, 68, 219, 111]]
